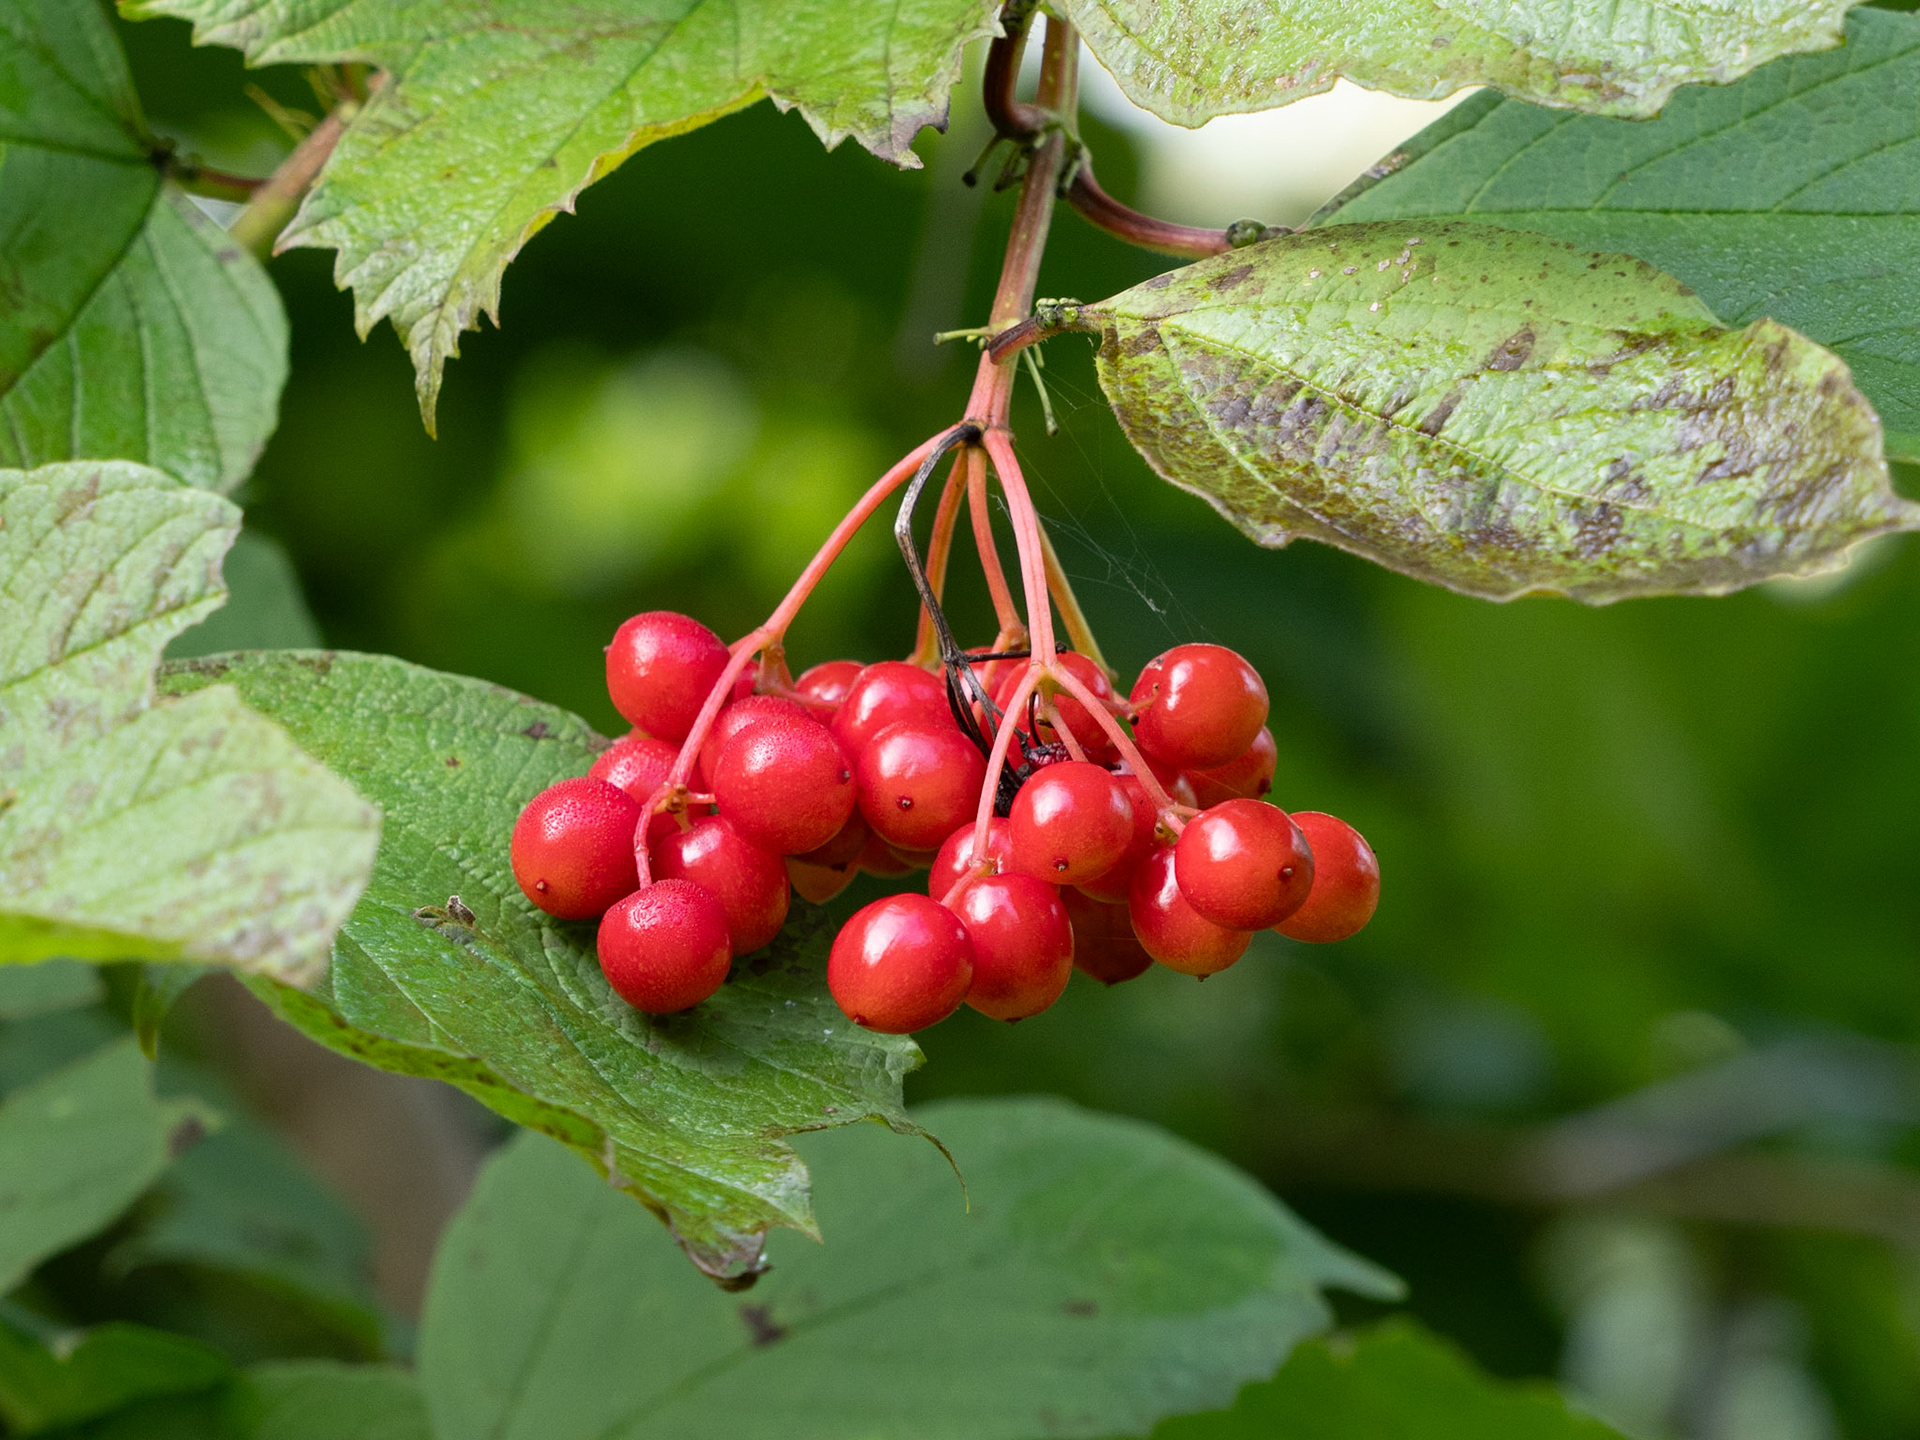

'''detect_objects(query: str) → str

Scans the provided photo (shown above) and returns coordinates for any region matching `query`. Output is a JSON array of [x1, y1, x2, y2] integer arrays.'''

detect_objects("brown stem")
[[1067, 158, 1284, 259], [981, 1, 1045, 144], [229, 81, 376, 257], [166, 160, 269, 202]]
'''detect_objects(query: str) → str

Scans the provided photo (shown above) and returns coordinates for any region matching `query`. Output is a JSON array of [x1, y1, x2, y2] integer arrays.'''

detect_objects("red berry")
[[993, 653, 1119, 758], [1173, 799, 1314, 931], [794, 659, 864, 717], [596, 880, 732, 1012], [1186, 727, 1276, 808], [831, 661, 953, 756], [950, 873, 1073, 1021], [886, 844, 940, 872], [1007, 760, 1134, 887], [711, 713, 855, 855], [1063, 888, 1153, 985], [1128, 845, 1251, 976], [787, 855, 858, 904], [856, 830, 918, 877], [697, 694, 811, 789], [589, 730, 677, 802], [606, 612, 730, 743], [1275, 812, 1380, 943], [511, 777, 642, 920], [856, 722, 987, 852], [828, 894, 974, 1033], [928, 817, 1014, 903], [1129, 643, 1268, 771], [795, 810, 871, 869], [650, 816, 789, 955], [1073, 771, 1160, 903]]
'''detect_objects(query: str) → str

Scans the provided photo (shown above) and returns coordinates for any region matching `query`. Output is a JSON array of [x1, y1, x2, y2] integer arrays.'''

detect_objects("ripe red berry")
[[1129, 643, 1268, 771], [795, 810, 871, 869], [1185, 726, 1277, 808], [992, 653, 1118, 758], [1275, 812, 1380, 943], [596, 880, 732, 1012], [787, 855, 858, 904], [856, 722, 987, 852], [697, 694, 811, 788], [606, 612, 731, 743], [928, 817, 1014, 903], [711, 713, 855, 855], [1007, 760, 1134, 886], [828, 894, 974, 1033], [1173, 799, 1314, 931], [831, 661, 954, 756], [510, 777, 642, 920], [886, 844, 940, 872], [1063, 887, 1153, 985], [588, 730, 677, 802], [794, 659, 864, 716], [1128, 845, 1251, 976], [856, 830, 918, 877], [1072, 771, 1160, 903], [950, 873, 1074, 1021], [649, 815, 789, 955]]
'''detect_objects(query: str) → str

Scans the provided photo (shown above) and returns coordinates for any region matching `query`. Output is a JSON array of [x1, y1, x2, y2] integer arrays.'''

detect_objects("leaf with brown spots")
[[1053, 223, 1919, 603]]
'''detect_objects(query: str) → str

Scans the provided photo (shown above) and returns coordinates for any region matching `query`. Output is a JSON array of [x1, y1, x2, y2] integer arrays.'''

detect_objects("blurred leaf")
[[0, 1039, 204, 1295], [130, 966, 209, 1060], [420, 1098, 1395, 1440], [1136, 1320, 1626, 1438], [0, 463, 378, 981], [167, 532, 322, 659], [0, 964, 104, 1021], [1320, 9, 1920, 463], [221, 1360, 428, 1440], [0, 2, 287, 491], [1062, 223, 1916, 602], [158, 650, 924, 1285], [1054, 0, 1863, 123], [123, 0, 1000, 424], [0, 1318, 229, 1435]]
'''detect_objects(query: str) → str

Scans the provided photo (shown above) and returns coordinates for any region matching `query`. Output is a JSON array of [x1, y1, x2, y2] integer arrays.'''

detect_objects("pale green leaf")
[[1136, 1320, 1627, 1439], [0, 1318, 229, 1435], [0, 1039, 196, 1295], [420, 1099, 1397, 1440], [1318, 8, 1920, 463], [0, 962, 103, 1020], [167, 531, 322, 659], [0, 3, 287, 491], [126, 0, 1000, 425], [158, 649, 925, 1285], [0, 462, 379, 981], [1054, 222, 1918, 602], [1056, 0, 1863, 123]]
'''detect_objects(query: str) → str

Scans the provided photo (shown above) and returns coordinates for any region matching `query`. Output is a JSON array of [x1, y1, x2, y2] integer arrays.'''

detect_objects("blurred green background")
[[112, 11, 1920, 1439]]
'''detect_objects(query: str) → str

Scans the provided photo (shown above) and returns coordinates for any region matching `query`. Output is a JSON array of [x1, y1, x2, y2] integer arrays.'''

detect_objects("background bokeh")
[[115, 11, 1920, 1438]]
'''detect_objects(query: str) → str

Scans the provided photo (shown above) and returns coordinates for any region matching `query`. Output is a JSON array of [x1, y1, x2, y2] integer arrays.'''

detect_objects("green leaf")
[[125, 0, 999, 426], [0, 963, 103, 1021], [0, 3, 287, 491], [158, 649, 924, 1285], [166, 531, 322, 659], [222, 1361, 428, 1440], [1055, 222, 1918, 602], [420, 1098, 1396, 1440], [0, 463, 379, 980], [1319, 8, 1920, 465], [130, 965, 209, 1059], [1054, 0, 1864, 123], [1137, 1320, 1626, 1439], [0, 1318, 230, 1435], [0, 1039, 201, 1295]]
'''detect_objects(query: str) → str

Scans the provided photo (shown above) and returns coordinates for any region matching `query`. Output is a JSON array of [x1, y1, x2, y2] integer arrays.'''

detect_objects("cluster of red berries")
[[509, 610, 1379, 1033]]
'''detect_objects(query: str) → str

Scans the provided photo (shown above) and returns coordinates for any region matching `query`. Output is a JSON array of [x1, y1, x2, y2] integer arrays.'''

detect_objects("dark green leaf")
[[1137, 1320, 1626, 1439], [1055, 0, 1864, 122], [420, 1098, 1396, 1440], [158, 649, 924, 1284], [1320, 9, 1920, 464], [0, 463, 379, 979], [1058, 222, 1917, 602], [0, 1318, 229, 1435], [221, 1361, 429, 1440], [123, 0, 999, 425], [131, 965, 209, 1059], [0, 963, 104, 1021]]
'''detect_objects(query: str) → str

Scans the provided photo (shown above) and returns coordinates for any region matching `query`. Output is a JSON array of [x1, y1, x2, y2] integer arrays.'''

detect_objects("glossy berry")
[[1174, 799, 1314, 931], [831, 661, 954, 756], [606, 612, 730, 743], [856, 830, 918, 877], [787, 855, 858, 904], [1073, 771, 1160, 904], [928, 817, 1014, 903], [794, 659, 864, 716], [511, 777, 643, 920], [828, 894, 974, 1033], [1007, 760, 1134, 887], [1185, 726, 1276, 808], [711, 713, 855, 856], [992, 653, 1118, 758], [886, 844, 940, 872], [1129, 643, 1268, 771], [1063, 887, 1153, 985], [650, 816, 788, 955], [588, 730, 677, 802], [1275, 811, 1380, 944], [697, 694, 812, 788], [951, 873, 1074, 1021], [795, 809, 871, 869], [1128, 845, 1251, 977], [856, 722, 987, 852], [596, 880, 732, 1012]]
